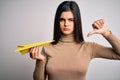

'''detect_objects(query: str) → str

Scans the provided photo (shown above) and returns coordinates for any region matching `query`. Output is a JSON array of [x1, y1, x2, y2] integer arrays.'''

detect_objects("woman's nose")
[[64, 20, 69, 27]]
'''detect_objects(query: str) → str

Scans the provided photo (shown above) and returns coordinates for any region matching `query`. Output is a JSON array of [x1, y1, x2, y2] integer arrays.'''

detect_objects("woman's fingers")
[[92, 19, 104, 29], [87, 19, 102, 37], [87, 19, 108, 37], [34, 46, 38, 58], [99, 19, 104, 25], [37, 47, 40, 57], [29, 46, 40, 59], [29, 46, 45, 61], [92, 22, 100, 29], [29, 47, 34, 58]]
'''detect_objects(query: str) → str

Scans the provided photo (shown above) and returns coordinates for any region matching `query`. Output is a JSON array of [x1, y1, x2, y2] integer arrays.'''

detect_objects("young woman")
[[29, 1, 120, 80]]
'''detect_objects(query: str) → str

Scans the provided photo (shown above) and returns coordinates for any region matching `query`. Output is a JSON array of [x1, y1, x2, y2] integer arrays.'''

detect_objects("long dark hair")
[[52, 1, 84, 44]]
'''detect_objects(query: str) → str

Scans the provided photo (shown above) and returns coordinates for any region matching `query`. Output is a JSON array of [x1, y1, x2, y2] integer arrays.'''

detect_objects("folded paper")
[[15, 40, 54, 55]]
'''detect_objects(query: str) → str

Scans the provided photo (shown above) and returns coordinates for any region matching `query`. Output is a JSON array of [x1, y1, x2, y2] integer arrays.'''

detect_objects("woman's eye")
[[69, 18, 74, 21], [60, 18, 64, 21], [59, 18, 74, 22]]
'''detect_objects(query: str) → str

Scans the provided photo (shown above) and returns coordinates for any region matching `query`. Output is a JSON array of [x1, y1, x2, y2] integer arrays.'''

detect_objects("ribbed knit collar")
[[59, 34, 75, 43]]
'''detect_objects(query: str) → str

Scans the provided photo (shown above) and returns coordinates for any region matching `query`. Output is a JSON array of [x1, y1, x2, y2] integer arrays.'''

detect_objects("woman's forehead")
[[60, 11, 74, 18]]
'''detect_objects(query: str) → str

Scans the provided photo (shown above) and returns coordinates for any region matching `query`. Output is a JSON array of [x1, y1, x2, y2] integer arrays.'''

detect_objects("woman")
[[29, 1, 120, 80]]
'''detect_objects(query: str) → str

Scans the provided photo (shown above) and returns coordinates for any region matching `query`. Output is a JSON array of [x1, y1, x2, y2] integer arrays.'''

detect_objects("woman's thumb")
[[87, 30, 97, 37]]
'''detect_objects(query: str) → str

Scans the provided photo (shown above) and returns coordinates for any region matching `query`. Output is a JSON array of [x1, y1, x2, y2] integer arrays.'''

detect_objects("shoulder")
[[44, 43, 54, 48], [42, 43, 55, 52], [79, 41, 98, 51]]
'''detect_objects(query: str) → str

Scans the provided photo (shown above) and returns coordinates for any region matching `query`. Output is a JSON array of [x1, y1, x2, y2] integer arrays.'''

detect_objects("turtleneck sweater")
[[33, 33, 120, 80]]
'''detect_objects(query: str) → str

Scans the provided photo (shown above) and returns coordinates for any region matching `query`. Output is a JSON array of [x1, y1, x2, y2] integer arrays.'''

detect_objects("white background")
[[0, 0, 120, 80]]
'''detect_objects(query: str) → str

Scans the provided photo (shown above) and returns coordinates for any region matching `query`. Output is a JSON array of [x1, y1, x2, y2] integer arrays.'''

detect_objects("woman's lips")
[[63, 28, 70, 31]]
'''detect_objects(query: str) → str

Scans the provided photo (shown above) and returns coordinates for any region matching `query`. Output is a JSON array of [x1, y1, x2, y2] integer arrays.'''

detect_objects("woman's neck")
[[60, 34, 75, 43]]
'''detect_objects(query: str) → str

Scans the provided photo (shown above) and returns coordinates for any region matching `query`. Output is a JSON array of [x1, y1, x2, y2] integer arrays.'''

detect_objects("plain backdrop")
[[0, 0, 120, 80]]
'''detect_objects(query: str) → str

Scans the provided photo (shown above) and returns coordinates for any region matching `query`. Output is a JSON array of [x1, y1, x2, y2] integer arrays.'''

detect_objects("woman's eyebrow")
[[60, 17, 74, 19]]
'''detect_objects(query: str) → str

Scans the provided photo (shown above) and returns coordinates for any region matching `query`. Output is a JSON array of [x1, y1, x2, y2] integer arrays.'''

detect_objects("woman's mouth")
[[63, 28, 70, 31]]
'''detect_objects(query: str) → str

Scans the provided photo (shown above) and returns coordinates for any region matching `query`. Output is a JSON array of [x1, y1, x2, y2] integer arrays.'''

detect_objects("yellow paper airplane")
[[15, 40, 54, 55]]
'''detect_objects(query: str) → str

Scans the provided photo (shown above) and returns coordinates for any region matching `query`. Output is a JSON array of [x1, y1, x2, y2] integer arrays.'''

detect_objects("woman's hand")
[[29, 46, 45, 61], [87, 19, 111, 37]]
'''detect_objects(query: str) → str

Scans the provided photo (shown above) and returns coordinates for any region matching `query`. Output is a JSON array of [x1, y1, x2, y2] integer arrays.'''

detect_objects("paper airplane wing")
[[15, 40, 54, 55]]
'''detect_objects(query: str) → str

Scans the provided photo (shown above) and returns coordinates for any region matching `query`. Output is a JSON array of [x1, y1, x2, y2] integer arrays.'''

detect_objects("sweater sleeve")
[[92, 33, 120, 59], [33, 47, 47, 80]]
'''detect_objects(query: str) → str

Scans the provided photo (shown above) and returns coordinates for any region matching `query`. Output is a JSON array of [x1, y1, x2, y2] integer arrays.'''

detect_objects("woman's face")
[[60, 11, 74, 35]]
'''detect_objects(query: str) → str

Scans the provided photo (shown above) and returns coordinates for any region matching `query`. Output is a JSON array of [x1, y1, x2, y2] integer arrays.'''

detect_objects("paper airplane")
[[15, 40, 54, 55]]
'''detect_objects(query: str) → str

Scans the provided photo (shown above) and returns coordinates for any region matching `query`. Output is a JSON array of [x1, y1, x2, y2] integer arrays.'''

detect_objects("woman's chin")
[[62, 32, 73, 35]]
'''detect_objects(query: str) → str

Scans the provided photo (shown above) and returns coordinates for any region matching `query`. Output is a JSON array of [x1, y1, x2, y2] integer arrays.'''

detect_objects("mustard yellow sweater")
[[33, 33, 120, 80]]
